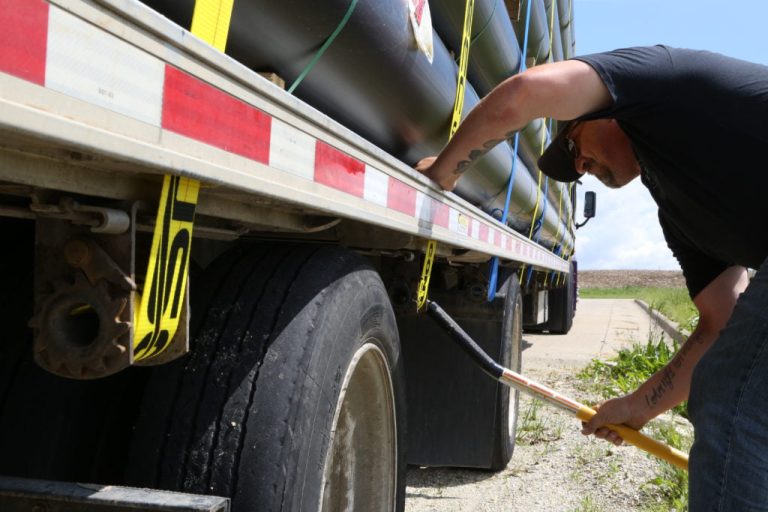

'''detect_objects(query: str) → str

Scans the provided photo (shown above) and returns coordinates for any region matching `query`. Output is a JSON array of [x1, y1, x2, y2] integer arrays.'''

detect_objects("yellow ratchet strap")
[[134, 0, 234, 360], [190, 0, 234, 51], [417, 0, 475, 312], [448, 0, 475, 139], [416, 240, 438, 311]]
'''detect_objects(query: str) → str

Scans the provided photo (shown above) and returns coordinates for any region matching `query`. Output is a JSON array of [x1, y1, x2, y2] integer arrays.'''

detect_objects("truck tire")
[[546, 262, 576, 334], [0, 218, 33, 409], [126, 244, 406, 512], [0, 218, 143, 484], [490, 273, 523, 470]]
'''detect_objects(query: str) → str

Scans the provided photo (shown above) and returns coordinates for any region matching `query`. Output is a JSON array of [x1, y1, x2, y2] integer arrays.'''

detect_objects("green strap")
[[288, 0, 359, 94]]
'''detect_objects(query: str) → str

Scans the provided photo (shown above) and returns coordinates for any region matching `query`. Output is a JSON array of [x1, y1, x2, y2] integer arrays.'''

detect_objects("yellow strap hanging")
[[134, 176, 200, 360], [134, 0, 234, 359], [417, 0, 475, 311], [541, 3, 574, 287], [519, 154, 544, 286], [416, 240, 438, 310]]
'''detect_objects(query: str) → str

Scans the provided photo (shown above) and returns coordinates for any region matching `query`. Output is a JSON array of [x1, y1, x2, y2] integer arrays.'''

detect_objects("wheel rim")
[[320, 341, 397, 512]]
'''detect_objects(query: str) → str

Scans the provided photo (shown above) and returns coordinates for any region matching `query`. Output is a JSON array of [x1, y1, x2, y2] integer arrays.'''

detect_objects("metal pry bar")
[[425, 300, 689, 471]]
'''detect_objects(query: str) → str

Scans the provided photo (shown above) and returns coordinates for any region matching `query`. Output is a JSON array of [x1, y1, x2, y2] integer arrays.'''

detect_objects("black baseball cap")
[[537, 120, 581, 183]]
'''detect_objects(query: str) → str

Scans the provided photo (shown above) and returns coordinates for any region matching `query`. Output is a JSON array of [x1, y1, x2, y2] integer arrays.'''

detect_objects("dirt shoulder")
[[406, 366, 664, 512], [405, 298, 690, 512]]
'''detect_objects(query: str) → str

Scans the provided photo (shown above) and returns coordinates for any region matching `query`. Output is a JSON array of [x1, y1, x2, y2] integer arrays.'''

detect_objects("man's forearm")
[[426, 77, 530, 188], [630, 324, 719, 423]]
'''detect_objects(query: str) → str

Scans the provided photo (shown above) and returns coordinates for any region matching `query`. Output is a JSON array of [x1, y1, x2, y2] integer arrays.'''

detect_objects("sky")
[[571, 0, 768, 269]]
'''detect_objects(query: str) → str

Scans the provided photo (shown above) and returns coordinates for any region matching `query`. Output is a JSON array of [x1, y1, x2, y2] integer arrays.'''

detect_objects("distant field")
[[579, 270, 685, 289], [579, 271, 696, 328]]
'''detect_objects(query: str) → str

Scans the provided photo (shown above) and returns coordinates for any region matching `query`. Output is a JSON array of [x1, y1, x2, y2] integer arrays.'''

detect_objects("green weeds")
[[516, 399, 548, 445], [578, 337, 688, 419], [516, 398, 565, 446], [576, 288, 695, 510], [571, 495, 605, 512], [640, 420, 691, 511]]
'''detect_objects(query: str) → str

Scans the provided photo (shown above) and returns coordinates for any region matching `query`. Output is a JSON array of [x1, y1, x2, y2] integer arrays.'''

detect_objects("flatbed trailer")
[[0, 0, 583, 510]]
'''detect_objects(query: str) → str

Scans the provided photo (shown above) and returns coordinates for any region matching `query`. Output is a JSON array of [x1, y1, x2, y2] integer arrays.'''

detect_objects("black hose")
[[425, 300, 505, 380]]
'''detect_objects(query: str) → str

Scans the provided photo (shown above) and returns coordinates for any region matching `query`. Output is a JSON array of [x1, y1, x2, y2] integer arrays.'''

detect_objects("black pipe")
[[141, 0, 573, 250]]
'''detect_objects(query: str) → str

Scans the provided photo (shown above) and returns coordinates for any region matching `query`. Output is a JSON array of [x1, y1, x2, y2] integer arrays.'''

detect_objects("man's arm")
[[581, 265, 749, 446], [415, 60, 612, 190]]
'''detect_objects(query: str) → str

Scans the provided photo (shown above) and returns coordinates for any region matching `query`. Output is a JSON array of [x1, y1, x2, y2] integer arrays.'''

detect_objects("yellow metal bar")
[[575, 406, 689, 471]]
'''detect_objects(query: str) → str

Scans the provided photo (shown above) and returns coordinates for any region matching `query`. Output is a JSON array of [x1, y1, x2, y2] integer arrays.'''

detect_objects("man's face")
[[567, 120, 640, 188]]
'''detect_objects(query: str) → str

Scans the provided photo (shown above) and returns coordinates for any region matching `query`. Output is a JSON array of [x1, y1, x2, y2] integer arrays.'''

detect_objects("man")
[[416, 45, 768, 510]]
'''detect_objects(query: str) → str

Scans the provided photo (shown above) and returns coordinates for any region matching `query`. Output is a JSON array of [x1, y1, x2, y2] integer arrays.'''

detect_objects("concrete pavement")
[[522, 298, 670, 369]]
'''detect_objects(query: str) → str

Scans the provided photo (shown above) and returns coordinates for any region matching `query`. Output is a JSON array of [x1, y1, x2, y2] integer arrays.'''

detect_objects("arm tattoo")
[[644, 331, 705, 409], [646, 366, 676, 408], [452, 134, 516, 176]]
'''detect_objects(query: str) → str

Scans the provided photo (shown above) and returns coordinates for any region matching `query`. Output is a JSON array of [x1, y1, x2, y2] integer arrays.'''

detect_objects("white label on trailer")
[[471, 218, 480, 239], [414, 191, 432, 223], [363, 165, 389, 207], [450, 210, 470, 237], [488, 229, 497, 246], [268, 118, 316, 180], [45, 6, 164, 126]]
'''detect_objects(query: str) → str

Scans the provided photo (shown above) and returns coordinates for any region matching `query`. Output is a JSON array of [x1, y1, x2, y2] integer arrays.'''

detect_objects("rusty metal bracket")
[[30, 207, 138, 379], [29, 200, 192, 379]]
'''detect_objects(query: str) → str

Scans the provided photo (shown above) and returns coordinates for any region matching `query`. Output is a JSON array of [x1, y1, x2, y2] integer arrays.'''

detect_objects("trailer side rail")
[[0, 0, 568, 272]]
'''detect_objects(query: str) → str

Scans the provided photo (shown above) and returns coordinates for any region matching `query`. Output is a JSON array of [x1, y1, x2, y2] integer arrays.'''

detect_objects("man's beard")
[[593, 166, 620, 189]]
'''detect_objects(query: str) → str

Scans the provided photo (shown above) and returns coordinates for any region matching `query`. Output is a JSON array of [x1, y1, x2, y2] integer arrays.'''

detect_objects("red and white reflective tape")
[[0, 0, 567, 271]]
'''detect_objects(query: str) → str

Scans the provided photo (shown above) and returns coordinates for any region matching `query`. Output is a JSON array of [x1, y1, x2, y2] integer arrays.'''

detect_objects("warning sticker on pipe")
[[408, 0, 434, 63]]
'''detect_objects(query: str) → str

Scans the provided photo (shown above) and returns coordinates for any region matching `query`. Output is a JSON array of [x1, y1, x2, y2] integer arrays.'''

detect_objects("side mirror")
[[583, 191, 596, 218], [576, 191, 596, 229]]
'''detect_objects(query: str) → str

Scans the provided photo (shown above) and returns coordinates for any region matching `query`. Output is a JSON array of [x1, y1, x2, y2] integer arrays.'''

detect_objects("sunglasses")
[[565, 137, 580, 160], [564, 122, 583, 161]]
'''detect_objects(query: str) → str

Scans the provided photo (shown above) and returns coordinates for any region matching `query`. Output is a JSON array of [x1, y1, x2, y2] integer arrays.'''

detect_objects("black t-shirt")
[[574, 45, 768, 298]]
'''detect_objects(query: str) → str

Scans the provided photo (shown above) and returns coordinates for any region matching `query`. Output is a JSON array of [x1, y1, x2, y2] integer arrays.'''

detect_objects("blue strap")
[[487, 0, 533, 301]]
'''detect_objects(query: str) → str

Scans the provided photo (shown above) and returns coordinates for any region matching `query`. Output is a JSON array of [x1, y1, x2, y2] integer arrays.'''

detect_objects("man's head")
[[538, 119, 641, 188]]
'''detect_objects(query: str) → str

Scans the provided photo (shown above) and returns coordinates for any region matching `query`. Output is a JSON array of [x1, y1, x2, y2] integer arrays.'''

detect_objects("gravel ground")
[[405, 357, 690, 512]]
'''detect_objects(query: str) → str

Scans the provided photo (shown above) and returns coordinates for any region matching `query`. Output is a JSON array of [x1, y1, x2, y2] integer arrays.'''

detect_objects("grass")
[[578, 337, 688, 419], [577, 339, 692, 510], [571, 495, 605, 512], [641, 421, 691, 511], [580, 287, 697, 328], [516, 398, 550, 445], [576, 286, 694, 510]]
